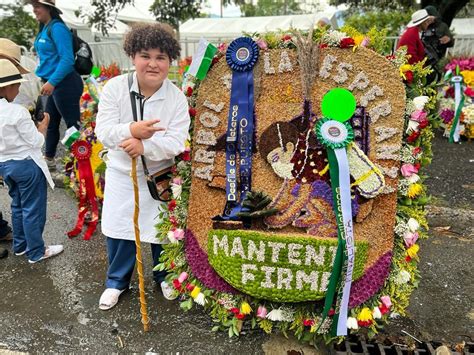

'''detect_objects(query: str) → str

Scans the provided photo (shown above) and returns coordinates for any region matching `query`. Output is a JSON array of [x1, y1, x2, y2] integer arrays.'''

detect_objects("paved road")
[[0, 132, 472, 352]]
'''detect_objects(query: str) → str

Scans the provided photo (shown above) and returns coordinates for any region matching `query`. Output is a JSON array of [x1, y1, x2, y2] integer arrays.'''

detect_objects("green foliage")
[[150, 0, 204, 31], [344, 10, 411, 37], [0, 1, 37, 48], [240, 0, 302, 17]]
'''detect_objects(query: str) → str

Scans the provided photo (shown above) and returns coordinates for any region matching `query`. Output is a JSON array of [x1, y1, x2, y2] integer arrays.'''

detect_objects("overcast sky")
[[205, 0, 242, 17]]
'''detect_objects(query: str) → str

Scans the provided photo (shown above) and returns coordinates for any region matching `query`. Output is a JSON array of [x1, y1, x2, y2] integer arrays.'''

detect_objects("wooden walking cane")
[[131, 157, 150, 332]]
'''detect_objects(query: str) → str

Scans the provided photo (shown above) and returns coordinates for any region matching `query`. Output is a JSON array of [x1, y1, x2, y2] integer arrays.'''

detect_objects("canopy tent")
[[179, 11, 342, 40]]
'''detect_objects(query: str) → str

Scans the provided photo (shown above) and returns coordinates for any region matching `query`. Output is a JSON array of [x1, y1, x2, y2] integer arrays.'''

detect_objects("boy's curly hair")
[[123, 23, 181, 60]]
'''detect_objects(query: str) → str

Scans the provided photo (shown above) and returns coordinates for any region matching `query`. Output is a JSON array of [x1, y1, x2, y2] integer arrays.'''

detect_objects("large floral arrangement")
[[155, 28, 436, 343], [437, 57, 474, 140]]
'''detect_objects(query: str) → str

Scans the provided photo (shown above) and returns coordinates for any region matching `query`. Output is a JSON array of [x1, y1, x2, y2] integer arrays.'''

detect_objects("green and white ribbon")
[[187, 37, 218, 80], [449, 75, 464, 143], [61, 126, 80, 148], [315, 118, 355, 336]]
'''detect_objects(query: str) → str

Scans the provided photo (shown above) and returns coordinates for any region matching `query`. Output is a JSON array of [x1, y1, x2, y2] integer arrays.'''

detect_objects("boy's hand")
[[40, 82, 55, 96], [37, 113, 50, 136], [130, 119, 164, 139], [119, 137, 144, 158]]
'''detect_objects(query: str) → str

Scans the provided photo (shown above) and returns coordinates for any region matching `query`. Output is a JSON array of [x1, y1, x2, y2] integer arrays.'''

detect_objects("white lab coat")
[[0, 98, 54, 189], [95, 73, 190, 243]]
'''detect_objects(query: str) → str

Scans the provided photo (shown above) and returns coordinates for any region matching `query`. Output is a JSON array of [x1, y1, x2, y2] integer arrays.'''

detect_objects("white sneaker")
[[160, 281, 178, 300], [28, 245, 64, 264], [99, 288, 126, 311], [14, 250, 27, 256]]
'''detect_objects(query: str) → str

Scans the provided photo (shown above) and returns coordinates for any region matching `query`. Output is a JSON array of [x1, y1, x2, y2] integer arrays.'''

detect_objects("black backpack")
[[47, 20, 93, 76]]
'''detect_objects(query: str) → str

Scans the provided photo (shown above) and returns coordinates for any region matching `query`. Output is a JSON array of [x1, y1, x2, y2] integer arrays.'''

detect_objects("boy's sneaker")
[[28, 245, 63, 264], [160, 281, 178, 300], [44, 157, 57, 172], [14, 250, 27, 256]]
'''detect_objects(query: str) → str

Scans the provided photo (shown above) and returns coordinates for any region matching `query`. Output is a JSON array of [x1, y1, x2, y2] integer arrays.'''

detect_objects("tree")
[[331, 0, 470, 28], [0, 0, 37, 48], [149, 0, 204, 31], [344, 10, 412, 36], [240, 0, 302, 17]]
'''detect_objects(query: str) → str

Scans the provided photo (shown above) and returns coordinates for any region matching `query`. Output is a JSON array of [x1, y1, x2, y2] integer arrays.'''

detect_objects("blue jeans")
[[0, 159, 47, 261], [106, 237, 167, 290], [44, 71, 84, 158]]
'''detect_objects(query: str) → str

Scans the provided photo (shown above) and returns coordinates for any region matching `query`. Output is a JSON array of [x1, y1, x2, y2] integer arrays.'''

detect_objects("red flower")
[[340, 37, 355, 48], [303, 319, 315, 326], [445, 86, 454, 98], [319, 43, 328, 49], [230, 307, 240, 314], [186, 283, 195, 292], [82, 93, 92, 101], [418, 118, 429, 129], [328, 308, 335, 316], [169, 215, 178, 227], [181, 150, 191, 161], [211, 56, 220, 65], [172, 279, 182, 290], [282, 34, 292, 41], [186, 87, 193, 97], [407, 131, 420, 143], [358, 319, 373, 327], [170, 260, 176, 269], [404, 70, 414, 84], [413, 147, 422, 155], [189, 107, 197, 117], [91, 122, 96, 129], [465, 87, 474, 97], [168, 200, 177, 212], [379, 304, 390, 315], [414, 162, 421, 170], [405, 255, 412, 262], [236, 313, 245, 320]]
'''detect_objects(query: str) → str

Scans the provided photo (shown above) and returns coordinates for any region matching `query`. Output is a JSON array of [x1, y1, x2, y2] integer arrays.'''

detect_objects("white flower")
[[171, 183, 182, 200], [413, 96, 429, 110], [266, 309, 283, 321], [167, 230, 178, 244], [322, 30, 347, 46], [194, 292, 206, 306], [395, 270, 411, 284], [372, 307, 382, 319], [406, 120, 420, 134], [347, 317, 359, 329], [407, 218, 420, 232], [407, 173, 420, 184]]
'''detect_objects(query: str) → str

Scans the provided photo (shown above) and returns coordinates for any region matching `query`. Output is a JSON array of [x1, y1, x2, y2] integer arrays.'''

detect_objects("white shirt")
[[0, 98, 54, 188], [95, 73, 190, 243]]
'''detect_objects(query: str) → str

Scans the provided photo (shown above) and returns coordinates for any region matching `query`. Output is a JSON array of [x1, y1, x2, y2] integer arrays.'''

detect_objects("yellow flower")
[[240, 302, 252, 315], [185, 139, 191, 149], [190, 286, 201, 299], [400, 64, 413, 73], [407, 183, 423, 198], [354, 35, 365, 46], [357, 307, 373, 322], [407, 244, 420, 258], [460, 70, 474, 86]]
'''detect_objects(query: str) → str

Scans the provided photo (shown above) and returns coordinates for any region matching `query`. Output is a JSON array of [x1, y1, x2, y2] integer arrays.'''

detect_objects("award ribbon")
[[67, 140, 99, 240], [449, 75, 465, 143], [217, 37, 259, 220]]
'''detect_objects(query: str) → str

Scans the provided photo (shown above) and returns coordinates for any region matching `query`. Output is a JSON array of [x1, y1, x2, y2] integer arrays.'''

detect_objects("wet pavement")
[[0, 131, 472, 353]]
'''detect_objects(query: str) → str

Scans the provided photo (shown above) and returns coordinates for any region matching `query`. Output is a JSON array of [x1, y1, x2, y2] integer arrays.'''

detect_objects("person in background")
[[317, 17, 332, 29], [95, 23, 190, 310], [29, 0, 83, 171], [397, 9, 433, 65], [422, 5, 454, 63], [0, 59, 63, 263]]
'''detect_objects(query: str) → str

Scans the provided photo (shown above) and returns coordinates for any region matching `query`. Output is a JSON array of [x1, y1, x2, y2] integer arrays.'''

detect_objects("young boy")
[[0, 59, 63, 263]]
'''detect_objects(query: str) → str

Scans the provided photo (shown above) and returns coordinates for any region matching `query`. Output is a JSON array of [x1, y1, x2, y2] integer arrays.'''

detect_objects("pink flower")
[[361, 37, 370, 47], [403, 231, 419, 247], [411, 110, 427, 122], [465, 87, 474, 97], [380, 295, 392, 308], [256, 305, 268, 319], [174, 228, 185, 241], [178, 272, 188, 283], [400, 163, 419, 177], [172, 177, 182, 185], [256, 39, 268, 50], [217, 42, 227, 53]]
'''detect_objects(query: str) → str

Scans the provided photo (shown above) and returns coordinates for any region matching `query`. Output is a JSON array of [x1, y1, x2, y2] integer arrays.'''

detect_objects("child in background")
[[0, 59, 63, 263]]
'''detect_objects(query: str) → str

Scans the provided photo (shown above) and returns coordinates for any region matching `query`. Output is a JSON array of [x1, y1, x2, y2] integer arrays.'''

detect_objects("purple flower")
[[440, 108, 454, 124]]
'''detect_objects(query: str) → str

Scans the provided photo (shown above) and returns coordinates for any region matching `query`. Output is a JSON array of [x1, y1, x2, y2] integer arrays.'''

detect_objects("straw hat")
[[28, 0, 63, 14], [0, 59, 27, 88], [407, 9, 430, 28], [0, 39, 30, 74]]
